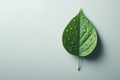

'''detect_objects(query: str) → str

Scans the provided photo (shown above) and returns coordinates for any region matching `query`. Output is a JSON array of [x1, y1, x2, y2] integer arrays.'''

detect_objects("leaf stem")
[[78, 57, 81, 71]]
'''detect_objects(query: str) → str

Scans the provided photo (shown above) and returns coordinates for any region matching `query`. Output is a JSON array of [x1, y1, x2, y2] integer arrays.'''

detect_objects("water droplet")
[[82, 16, 84, 18], [68, 38, 70, 40], [89, 38, 92, 41], [83, 28, 86, 32], [64, 40, 66, 43], [73, 19, 76, 22], [89, 32, 92, 34], [66, 29, 68, 32], [93, 34, 96, 37], [69, 48, 72, 52], [86, 50, 89, 53], [70, 27, 73, 30], [90, 38, 93, 41], [71, 42, 74, 44], [86, 20, 89, 23], [89, 27, 92, 30]]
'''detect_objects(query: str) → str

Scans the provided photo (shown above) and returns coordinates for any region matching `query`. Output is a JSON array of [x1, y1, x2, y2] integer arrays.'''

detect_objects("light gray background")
[[0, 0, 120, 80]]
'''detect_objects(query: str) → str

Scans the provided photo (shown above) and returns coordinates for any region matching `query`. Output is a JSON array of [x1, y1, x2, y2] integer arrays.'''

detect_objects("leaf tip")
[[80, 8, 83, 12], [79, 8, 84, 16]]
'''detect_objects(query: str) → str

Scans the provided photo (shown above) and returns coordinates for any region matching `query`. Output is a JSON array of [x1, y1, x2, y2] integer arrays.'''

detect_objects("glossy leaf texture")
[[62, 9, 97, 57]]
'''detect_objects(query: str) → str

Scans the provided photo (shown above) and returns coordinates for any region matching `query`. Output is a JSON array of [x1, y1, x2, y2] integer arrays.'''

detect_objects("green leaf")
[[62, 9, 97, 70]]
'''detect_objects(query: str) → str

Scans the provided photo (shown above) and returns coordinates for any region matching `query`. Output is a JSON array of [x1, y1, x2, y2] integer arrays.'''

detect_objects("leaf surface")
[[62, 9, 97, 57]]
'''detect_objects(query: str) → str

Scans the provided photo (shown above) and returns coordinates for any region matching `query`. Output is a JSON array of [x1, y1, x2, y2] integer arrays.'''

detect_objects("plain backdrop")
[[0, 0, 120, 80]]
